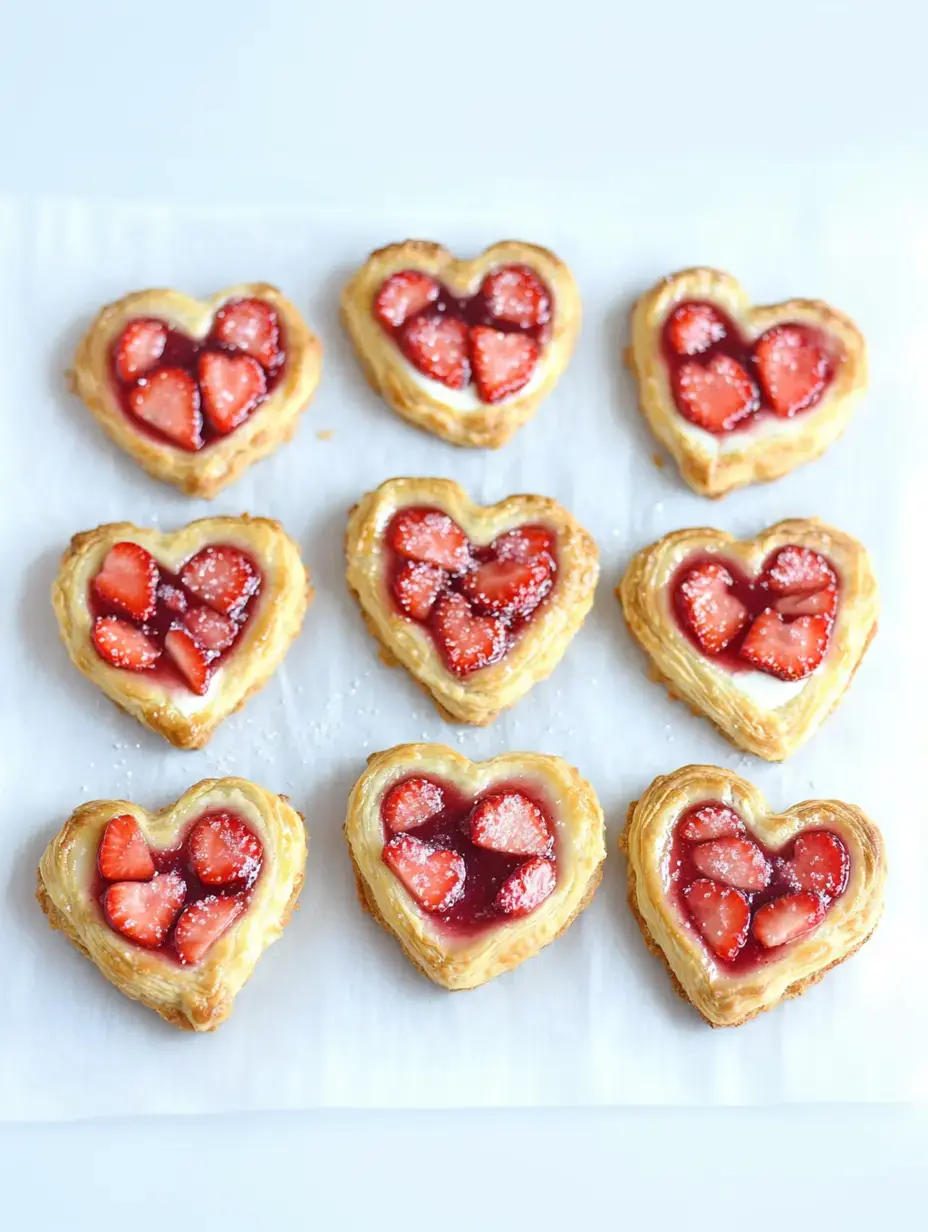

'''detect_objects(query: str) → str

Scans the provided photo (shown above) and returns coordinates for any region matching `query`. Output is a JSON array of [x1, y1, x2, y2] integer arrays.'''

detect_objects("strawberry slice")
[[470, 325, 539, 403], [683, 878, 750, 962], [98, 814, 155, 881], [673, 354, 758, 433], [164, 628, 211, 694], [492, 525, 555, 565], [666, 302, 727, 356], [174, 894, 246, 965], [188, 812, 263, 886], [374, 270, 441, 330], [740, 611, 829, 681], [183, 605, 237, 653], [128, 368, 203, 450], [783, 831, 849, 898], [774, 587, 838, 619], [754, 324, 831, 417], [752, 891, 825, 949], [393, 560, 447, 621], [399, 312, 469, 388], [461, 557, 552, 617], [199, 352, 266, 434], [677, 561, 749, 655], [93, 541, 159, 622], [92, 616, 160, 671], [180, 546, 258, 616], [114, 318, 167, 382], [103, 870, 186, 948], [681, 804, 745, 843], [470, 791, 551, 856], [382, 834, 465, 913], [388, 508, 472, 572], [691, 837, 771, 892], [481, 265, 551, 329], [214, 298, 282, 369], [765, 545, 836, 595], [383, 777, 445, 833], [496, 856, 556, 916], [158, 582, 187, 614], [431, 592, 506, 676]]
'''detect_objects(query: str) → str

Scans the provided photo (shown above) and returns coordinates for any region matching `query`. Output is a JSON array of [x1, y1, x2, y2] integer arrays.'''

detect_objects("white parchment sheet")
[[1, 195, 925, 1120]]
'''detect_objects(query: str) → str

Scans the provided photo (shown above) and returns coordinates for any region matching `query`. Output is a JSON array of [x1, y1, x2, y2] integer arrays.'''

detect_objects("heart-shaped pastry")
[[345, 744, 605, 989], [52, 516, 310, 749], [340, 240, 580, 447], [72, 283, 323, 497], [346, 478, 599, 724], [620, 764, 885, 1027], [628, 268, 867, 496], [36, 777, 307, 1031], [618, 519, 878, 760]]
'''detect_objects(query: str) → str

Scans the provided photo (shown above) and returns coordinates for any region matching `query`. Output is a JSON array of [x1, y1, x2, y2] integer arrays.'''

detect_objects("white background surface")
[[2, 0, 927, 1224]]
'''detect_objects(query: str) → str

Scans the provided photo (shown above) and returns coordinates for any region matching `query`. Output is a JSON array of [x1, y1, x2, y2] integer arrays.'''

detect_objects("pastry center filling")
[[109, 298, 287, 451], [671, 544, 839, 682], [667, 801, 850, 968], [89, 540, 262, 696], [373, 264, 552, 404], [95, 810, 264, 965], [661, 300, 837, 435], [379, 775, 558, 932], [384, 507, 558, 677]]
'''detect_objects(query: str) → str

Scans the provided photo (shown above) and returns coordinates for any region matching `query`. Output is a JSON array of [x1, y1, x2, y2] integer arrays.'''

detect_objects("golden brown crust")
[[617, 518, 878, 760], [36, 778, 308, 1031], [628, 268, 868, 497], [72, 283, 323, 498], [344, 744, 606, 990], [52, 516, 311, 749], [340, 240, 581, 448]]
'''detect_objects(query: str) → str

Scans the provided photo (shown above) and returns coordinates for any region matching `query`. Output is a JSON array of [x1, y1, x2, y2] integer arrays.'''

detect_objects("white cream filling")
[[398, 352, 549, 413], [159, 666, 224, 716], [674, 411, 807, 455], [726, 668, 812, 709]]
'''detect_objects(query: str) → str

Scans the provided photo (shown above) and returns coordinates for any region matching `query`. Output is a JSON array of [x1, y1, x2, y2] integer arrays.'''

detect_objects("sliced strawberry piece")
[[214, 298, 282, 369], [93, 541, 159, 622], [674, 354, 758, 433], [127, 367, 203, 450], [691, 837, 771, 892], [103, 870, 186, 948], [158, 582, 188, 614], [431, 592, 506, 676], [92, 616, 160, 671], [188, 812, 263, 887], [180, 545, 259, 616], [774, 586, 838, 619], [183, 605, 237, 653], [492, 525, 556, 565], [496, 857, 556, 916], [481, 265, 551, 329], [399, 311, 469, 389], [460, 557, 552, 617], [174, 894, 246, 965], [740, 611, 829, 681], [764, 545, 837, 595], [199, 352, 266, 434], [783, 831, 850, 899], [374, 270, 441, 330], [753, 891, 825, 949], [681, 804, 745, 843], [114, 318, 167, 382], [382, 834, 465, 913], [683, 878, 750, 962], [393, 560, 447, 621], [677, 561, 749, 655], [388, 508, 472, 572], [98, 814, 155, 882], [470, 791, 551, 856], [383, 777, 445, 833], [470, 325, 539, 403], [666, 302, 727, 356], [164, 628, 211, 695], [754, 324, 831, 417]]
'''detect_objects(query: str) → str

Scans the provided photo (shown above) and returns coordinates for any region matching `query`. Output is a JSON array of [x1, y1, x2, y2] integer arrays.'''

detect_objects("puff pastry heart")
[[72, 283, 322, 497], [618, 519, 878, 760], [340, 240, 580, 447], [346, 478, 599, 725], [629, 268, 867, 496], [620, 764, 885, 1027], [36, 777, 307, 1031], [52, 515, 311, 749], [345, 744, 605, 990]]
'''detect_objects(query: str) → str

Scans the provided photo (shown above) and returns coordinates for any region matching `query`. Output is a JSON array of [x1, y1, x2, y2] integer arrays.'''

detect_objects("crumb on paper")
[[316, 429, 335, 441], [652, 452, 665, 469]]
